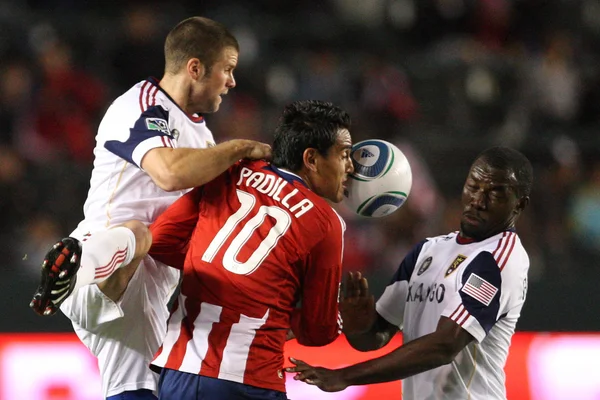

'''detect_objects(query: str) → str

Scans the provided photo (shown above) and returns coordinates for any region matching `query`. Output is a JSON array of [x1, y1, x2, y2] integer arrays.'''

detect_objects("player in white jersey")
[[29, 17, 271, 400], [287, 146, 533, 400]]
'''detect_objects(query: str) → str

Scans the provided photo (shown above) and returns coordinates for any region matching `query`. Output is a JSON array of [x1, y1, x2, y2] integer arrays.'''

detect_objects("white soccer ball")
[[343, 139, 412, 218]]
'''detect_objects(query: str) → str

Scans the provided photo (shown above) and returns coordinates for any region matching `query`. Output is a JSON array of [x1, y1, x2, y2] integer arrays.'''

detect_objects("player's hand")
[[340, 271, 376, 335], [286, 329, 296, 341], [239, 140, 272, 161], [286, 357, 348, 392]]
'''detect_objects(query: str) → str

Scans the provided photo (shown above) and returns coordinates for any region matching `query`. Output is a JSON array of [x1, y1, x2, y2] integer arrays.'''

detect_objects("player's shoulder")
[[101, 80, 152, 126], [232, 160, 344, 231], [468, 230, 529, 274]]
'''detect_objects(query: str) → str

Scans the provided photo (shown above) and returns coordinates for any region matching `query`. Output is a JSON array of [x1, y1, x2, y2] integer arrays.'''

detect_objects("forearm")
[[345, 330, 392, 352], [148, 140, 253, 191], [292, 310, 340, 347], [341, 332, 455, 386], [344, 313, 397, 352]]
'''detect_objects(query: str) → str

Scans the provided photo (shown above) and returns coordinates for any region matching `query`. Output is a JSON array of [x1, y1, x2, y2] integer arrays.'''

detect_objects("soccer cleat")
[[30, 237, 82, 316]]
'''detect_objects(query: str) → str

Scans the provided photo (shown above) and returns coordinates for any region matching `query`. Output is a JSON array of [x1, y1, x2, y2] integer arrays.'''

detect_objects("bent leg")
[[30, 220, 152, 315], [75, 220, 151, 291]]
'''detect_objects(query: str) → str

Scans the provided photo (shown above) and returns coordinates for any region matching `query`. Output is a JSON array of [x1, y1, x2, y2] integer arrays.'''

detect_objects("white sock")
[[72, 227, 136, 291]]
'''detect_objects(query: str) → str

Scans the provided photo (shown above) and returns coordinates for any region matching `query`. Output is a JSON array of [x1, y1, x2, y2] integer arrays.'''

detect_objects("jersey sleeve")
[[290, 216, 344, 346], [441, 251, 502, 343], [149, 187, 203, 269], [104, 105, 176, 168], [376, 240, 427, 328]]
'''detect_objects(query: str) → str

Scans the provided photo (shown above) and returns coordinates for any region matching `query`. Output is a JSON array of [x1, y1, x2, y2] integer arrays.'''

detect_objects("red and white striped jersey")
[[149, 160, 345, 392], [376, 230, 529, 400]]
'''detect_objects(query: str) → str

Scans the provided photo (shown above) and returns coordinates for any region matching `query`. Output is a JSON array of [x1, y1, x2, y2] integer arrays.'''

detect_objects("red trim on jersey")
[[493, 232, 515, 269], [147, 77, 205, 123], [188, 113, 204, 123], [450, 304, 470, 326], [491, 231, 507, 259], [161, 136, 168, 148], [499, 233, 517, 271], [456, 234, 476, 244], [450, 304, 463, 320], [150, 86, 159, 107], [138, 81, 150, 112]]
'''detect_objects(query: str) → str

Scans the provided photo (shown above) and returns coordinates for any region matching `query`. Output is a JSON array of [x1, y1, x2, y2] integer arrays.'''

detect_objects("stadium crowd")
[[1, 0, 599, 332]]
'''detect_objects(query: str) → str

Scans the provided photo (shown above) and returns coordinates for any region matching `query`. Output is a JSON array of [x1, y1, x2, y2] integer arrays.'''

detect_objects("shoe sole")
[[30, 239, 82, 316]]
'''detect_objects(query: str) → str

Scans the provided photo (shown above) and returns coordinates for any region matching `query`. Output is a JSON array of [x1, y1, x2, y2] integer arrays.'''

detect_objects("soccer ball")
[[343, 139, 412, 218]]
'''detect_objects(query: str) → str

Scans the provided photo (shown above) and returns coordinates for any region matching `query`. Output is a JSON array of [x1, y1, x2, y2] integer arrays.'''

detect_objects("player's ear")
[[187, 58, 206, 80], [515, 195, 529, 214], [303, 148, 318, 173]]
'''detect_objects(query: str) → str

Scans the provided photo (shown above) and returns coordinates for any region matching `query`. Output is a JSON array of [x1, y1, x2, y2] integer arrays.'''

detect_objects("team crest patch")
[[145, 118, 170, 134], [417, 256, 433, 276], [445, 255, 467, 277]]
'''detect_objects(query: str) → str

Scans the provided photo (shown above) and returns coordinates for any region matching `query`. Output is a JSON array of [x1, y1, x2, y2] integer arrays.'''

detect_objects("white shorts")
[[60, 227, 180, 398]]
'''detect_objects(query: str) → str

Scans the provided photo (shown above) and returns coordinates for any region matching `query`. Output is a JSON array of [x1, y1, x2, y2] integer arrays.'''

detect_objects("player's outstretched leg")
[[30, 237, 82, 316]]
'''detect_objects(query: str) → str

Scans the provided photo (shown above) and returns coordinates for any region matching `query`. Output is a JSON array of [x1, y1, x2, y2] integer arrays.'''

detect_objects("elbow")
[[152, 167, 185, 192], [296, 329, 340, 347], [437, 341, 464, 365]]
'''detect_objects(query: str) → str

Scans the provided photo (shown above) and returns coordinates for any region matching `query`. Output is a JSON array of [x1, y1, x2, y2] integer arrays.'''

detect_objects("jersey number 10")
[[201, 190, 292, 275]]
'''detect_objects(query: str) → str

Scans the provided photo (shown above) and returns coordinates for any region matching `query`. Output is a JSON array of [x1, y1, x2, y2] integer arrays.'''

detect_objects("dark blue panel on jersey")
[[389, 239, 427, 284], [459, 251, 502, 334], [264, 165, 308, 188], [105, 105, 172, 168]]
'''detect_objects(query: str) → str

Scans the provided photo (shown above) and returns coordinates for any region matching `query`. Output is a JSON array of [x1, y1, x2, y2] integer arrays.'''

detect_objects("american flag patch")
[[461, 273, 498, 306]]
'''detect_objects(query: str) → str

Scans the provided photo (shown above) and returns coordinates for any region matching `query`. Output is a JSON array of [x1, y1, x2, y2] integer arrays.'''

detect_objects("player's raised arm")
[[149, 187, 203, 269], [290, 218, 344, 347], [141, 139, 271, 192]]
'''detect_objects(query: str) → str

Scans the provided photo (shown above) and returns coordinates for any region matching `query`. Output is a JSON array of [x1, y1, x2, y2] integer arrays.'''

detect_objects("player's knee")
[[122, 220, 152, 257]]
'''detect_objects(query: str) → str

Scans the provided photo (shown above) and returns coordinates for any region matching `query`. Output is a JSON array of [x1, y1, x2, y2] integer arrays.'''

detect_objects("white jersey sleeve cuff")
[[132, 136, 173, 169], [442, 305, 486, 343]]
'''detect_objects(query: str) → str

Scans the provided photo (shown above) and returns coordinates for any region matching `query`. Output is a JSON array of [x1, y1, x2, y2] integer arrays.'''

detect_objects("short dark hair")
[[164, 16, 239, 75], [475, 147, 534, 197], [272, 100, 351, 172]]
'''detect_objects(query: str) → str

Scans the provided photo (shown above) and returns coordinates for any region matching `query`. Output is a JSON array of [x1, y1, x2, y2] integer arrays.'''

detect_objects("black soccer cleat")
[[30, 237, 82, 316]]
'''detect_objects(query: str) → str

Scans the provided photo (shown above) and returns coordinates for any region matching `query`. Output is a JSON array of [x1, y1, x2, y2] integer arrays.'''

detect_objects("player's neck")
[[159, 74, 190, 113]]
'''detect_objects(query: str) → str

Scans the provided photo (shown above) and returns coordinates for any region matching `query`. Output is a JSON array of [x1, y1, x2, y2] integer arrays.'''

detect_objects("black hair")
[[475, 147, 534, 197], [272, 100, 351, 172], [164, 16, 239, 75]]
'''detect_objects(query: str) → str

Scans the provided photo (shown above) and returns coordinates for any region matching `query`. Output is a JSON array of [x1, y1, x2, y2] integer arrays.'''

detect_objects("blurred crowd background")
[[1, 0, 598, 332]]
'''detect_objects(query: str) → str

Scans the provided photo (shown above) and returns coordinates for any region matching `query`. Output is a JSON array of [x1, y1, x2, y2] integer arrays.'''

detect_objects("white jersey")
[[60, 78, 215, 398], [376, 230, 529, 400]]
